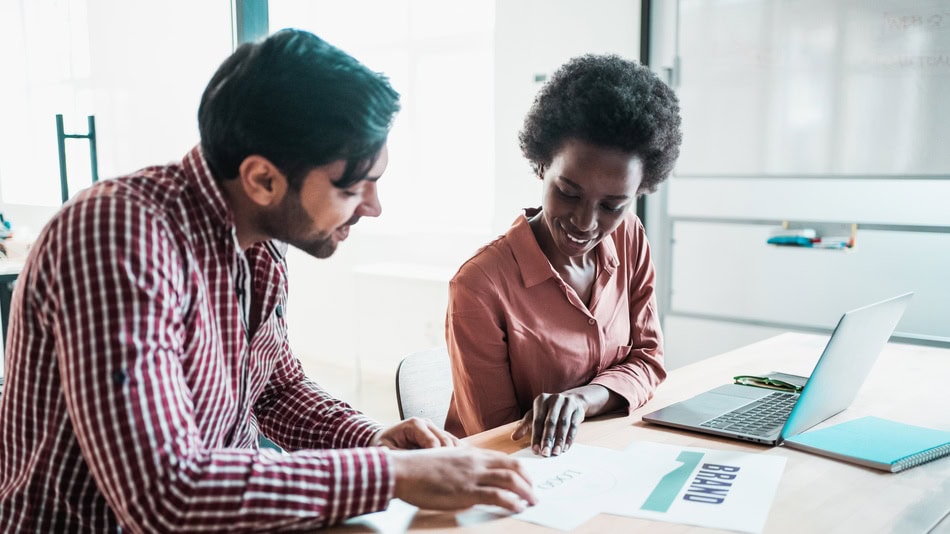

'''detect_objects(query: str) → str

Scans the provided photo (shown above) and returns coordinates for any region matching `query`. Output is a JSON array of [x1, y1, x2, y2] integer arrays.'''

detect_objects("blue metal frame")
[[235, 0, 268, 45], [55, 114, 99, 205]]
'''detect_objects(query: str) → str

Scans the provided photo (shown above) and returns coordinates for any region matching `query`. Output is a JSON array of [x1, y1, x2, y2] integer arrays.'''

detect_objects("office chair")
[[395, 346, 453, 430]]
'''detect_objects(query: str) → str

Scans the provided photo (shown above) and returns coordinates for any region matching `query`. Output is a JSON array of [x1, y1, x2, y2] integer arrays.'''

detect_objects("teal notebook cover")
[[784, 416, 950, 473]]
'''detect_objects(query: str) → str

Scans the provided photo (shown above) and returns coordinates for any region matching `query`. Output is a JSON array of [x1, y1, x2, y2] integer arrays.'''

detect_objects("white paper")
[[607, 442, 787, 534], [506, 442, 785, 534], [343, 499, 418, 533], [504, 444, 680, 531]]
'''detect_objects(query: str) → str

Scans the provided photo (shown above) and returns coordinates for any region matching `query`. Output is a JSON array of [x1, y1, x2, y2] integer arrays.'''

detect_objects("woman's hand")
[[509, 385, 625, 456], [510, 392, 587, 457]]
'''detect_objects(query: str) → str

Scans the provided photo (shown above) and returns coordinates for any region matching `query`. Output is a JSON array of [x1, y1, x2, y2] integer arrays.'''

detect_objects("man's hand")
[[390, 448, 537, 513], [373, 417, 461, 450], [510, 392, 586, 457]]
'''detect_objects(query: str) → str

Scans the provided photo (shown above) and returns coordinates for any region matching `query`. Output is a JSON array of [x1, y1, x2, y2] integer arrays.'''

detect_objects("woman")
[[444, 54, 682, 456]]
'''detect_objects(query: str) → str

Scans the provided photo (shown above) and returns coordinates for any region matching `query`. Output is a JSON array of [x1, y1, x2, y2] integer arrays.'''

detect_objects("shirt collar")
[[182, 145, 234, 227], [509, 207, 620, 288]]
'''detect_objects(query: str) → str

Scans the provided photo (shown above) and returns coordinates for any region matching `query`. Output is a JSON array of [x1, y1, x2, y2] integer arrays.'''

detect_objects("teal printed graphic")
[[640, 451, 704, 512]]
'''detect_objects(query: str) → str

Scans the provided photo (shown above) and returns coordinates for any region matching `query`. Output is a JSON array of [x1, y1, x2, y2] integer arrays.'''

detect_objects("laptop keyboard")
[[699, 391, 798, 437]]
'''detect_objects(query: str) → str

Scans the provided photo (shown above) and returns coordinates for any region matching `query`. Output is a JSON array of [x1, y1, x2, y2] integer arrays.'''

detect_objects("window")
[[0, 0, 232, 207]]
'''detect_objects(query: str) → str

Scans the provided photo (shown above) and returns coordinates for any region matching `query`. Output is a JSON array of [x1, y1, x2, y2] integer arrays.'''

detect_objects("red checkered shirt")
[[0, 146, 393, 532]]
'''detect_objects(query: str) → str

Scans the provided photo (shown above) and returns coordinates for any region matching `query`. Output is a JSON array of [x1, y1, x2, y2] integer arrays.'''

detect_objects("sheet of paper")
[[504, 444, 680, 531], [343, 499, 418, 533], [607, 441, 787, 534]]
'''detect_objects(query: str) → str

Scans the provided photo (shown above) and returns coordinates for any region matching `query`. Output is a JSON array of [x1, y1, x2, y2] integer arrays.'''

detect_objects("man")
[[0, 29, 535, 532]]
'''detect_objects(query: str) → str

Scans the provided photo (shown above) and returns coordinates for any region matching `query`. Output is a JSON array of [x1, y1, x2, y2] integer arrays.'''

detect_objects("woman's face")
[[537, 139, 643, 261]]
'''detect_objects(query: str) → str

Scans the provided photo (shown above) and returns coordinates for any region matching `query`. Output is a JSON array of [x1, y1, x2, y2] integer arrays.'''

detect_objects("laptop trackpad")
[[644, 385, 770, 426]]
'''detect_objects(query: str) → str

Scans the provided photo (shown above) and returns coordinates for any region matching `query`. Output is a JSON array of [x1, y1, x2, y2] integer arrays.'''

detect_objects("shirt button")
[[275, 305, 284, 318], [588, 318, 596, 325]]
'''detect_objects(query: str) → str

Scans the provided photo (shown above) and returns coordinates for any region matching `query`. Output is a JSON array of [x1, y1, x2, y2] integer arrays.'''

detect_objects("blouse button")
[[588, 318, 596, 325], [275, 305, 284, 318]]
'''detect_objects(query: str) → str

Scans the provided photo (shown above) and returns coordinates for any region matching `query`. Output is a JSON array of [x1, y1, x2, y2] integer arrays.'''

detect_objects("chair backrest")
[[395, 346, 453, 429]]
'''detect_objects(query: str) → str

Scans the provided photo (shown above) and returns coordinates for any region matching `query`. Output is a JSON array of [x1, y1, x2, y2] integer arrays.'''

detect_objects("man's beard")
[[303, 235, 337, 259], [258, 191, 339, 259]]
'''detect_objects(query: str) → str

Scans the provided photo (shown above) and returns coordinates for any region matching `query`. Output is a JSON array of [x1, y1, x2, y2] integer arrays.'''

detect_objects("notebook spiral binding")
[[894, 443, 950, 473]]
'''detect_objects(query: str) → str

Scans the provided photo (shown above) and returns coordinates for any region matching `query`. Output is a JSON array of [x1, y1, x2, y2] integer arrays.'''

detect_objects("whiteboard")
[[676, 0, 950, 175], [655, 0, 950, 352]]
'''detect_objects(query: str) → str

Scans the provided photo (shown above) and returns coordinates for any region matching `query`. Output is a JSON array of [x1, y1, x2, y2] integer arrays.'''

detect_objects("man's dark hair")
[[519, 54, 682, 194], [198, 28, 400, 189]]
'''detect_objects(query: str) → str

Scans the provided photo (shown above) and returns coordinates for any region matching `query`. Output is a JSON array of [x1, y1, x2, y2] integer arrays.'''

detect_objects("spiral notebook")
[[783, 416, 950, 473]]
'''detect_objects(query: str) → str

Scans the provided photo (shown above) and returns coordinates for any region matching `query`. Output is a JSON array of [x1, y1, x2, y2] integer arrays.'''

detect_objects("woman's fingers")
[[526, 393, 586, 456]]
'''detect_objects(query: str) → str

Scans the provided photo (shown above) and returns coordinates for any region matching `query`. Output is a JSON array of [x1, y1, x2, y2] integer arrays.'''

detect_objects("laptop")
[[642, 292, 913, 446]]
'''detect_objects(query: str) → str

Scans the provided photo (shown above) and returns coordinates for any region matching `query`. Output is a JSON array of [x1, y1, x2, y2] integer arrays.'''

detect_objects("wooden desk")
[[342, 333, 950, 533]]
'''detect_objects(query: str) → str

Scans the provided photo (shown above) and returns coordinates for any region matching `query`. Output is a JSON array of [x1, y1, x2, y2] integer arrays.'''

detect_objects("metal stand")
[[55, 114, 99, 204]]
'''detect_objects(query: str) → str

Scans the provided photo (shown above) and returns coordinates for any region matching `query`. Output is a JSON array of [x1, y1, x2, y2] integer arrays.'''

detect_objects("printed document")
[[345, 441, 786, 533], [503, 442, 784, 533]]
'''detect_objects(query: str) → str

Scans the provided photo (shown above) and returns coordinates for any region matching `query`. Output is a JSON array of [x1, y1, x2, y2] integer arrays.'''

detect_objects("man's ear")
[[237, 155, 289, 207]]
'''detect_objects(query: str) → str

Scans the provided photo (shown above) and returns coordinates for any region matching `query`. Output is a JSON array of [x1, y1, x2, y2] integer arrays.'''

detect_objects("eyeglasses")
[[733, 374, 804, 393]]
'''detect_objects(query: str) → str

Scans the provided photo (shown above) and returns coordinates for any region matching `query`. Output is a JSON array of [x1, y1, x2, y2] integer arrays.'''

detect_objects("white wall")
[[492, 0, 641, 231]]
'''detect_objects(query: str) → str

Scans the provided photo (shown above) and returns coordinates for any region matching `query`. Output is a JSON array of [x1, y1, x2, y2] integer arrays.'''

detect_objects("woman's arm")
[[589, 217, 667, 411], [446, 268, 522, 436]]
